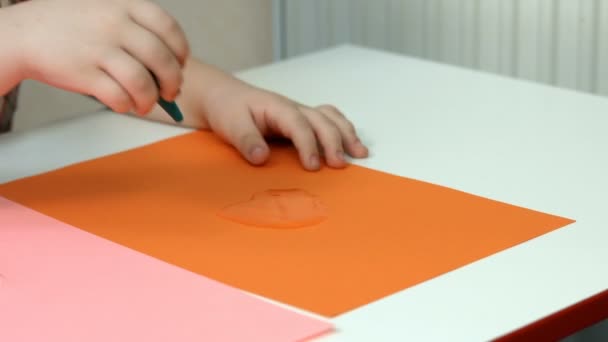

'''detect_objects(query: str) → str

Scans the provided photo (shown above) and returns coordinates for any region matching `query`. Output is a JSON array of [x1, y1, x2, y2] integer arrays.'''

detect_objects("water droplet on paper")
[[218, 189, 328, 229]]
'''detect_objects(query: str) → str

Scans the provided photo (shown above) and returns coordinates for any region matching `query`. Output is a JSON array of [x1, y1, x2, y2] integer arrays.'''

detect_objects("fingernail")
[[356, 140, 367, 151], [250, 146, 266, 162], [336, 150, 345, 161], [310, 155, 320, 170]]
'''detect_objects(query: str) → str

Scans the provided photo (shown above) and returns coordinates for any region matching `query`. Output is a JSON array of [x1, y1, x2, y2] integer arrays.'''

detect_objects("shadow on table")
[[562, 319, 608, 342]]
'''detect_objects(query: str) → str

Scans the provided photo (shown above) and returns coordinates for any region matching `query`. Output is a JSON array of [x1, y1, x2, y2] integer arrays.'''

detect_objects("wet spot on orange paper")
[[218, 189, 327, 229]]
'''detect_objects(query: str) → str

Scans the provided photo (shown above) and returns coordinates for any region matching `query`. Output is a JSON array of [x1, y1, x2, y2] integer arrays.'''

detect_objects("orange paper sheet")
[[0, 131, 574, 317]]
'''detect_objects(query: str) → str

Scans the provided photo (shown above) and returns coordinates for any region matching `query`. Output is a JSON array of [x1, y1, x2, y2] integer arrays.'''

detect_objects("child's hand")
[[10, 0, 189, 115], [180, 61, 369, 171], [206, 88, 369, 171]]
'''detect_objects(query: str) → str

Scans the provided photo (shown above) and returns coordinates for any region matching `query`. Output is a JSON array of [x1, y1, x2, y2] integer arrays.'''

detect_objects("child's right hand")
[[10, 0, 190, 115]]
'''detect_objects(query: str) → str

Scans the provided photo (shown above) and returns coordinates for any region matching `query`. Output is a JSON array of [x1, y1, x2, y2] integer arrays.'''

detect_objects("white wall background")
[[281, 0, 608, 97]]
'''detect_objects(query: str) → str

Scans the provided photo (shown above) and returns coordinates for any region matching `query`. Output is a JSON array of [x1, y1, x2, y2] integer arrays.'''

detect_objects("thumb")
[[224, 113, 270, 166]]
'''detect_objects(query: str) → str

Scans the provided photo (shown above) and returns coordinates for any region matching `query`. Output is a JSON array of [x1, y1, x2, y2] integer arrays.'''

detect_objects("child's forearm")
[[0, 7, 25, 95], [143, 57, 251, 129]]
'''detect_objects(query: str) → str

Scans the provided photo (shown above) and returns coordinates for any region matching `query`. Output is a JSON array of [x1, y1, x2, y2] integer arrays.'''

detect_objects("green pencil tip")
[[157, 98, 184, 123]]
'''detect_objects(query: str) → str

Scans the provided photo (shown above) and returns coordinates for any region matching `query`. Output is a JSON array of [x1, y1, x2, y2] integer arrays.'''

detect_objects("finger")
[[127, 1, 190, 66], [98, 49, 159, 115], [121, 22, 183, 101], [316, 104, 369, 158], [271, 105, 321, 171], [299, 107, 347, 168], [214, 110, 271, 166], [85, 68, 134, 113]]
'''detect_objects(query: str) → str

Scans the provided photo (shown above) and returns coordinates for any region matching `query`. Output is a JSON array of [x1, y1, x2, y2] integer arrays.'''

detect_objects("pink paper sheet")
[[0, 197, 332, 342]]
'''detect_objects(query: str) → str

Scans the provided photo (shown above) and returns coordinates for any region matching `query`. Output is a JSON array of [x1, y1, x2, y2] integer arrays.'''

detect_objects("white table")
[[1, 45, 607, 341]]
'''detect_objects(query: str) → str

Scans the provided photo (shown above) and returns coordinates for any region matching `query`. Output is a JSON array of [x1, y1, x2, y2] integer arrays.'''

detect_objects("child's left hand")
[[167, 58, 369, 171]]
